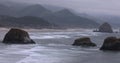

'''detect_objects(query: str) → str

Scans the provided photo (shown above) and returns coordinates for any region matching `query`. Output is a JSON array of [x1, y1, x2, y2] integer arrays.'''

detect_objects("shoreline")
[[0, 27, 93, 32], [0, 27, 119, 34]]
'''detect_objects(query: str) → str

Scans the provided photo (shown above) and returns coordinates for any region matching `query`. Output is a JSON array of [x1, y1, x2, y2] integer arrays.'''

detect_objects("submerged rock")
[[100, 37, 120, 51], [3, 28, 35, 44], [72, 37, 96, 47]]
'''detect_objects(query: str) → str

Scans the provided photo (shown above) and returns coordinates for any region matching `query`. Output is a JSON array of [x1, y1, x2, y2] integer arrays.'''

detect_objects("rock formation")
[[100, 37, 120, 51], [98, 22, 113, 33], [3, 28, 35, 44], [72, 37, 96, 47]]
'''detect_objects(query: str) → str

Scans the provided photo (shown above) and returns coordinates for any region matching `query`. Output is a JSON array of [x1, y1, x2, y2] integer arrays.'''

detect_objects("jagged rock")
[[98, 22, 113, 33], [72, 37, 96, 47], [3, 28, 35, 44], [100, 37, 120, 51]]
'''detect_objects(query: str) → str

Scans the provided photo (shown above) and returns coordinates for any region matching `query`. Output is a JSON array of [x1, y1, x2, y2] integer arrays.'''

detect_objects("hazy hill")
[[0, 3, 100, 29], [79, 13, 120, 28], [16, 4, 52, 17], [42, 4, 64, 12], [0, 4, 12, 16], [43, 9, 99, 28], [0, 15, 56, 29]]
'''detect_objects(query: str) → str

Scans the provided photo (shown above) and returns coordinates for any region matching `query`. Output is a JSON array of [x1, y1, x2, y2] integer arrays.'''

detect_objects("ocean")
[[0, 29, 120, 63]]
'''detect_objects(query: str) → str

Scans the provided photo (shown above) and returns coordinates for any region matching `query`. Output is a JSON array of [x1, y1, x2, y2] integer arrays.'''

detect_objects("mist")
[[1, 0, 120, 15]]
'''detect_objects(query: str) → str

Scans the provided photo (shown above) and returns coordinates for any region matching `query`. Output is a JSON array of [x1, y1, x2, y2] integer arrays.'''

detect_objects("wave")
[[29, 31, 101, 39], [30, 35, 70, 39]]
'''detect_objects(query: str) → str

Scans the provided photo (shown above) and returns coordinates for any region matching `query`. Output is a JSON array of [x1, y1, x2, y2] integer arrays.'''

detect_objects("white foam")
[[30, 35, 70, 39], [48, 43, 68, 47], [30, 31, 101, 40]]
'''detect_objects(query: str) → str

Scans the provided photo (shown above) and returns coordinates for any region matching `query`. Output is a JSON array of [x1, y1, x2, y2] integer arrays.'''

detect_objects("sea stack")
[[98, 22, 113, 33], [100, 37, 120, 51], [3, 28, 35, 44], [72, 37, 96, 47]]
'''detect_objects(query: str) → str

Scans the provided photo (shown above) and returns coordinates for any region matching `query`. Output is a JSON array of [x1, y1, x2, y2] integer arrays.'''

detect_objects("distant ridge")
[[43, 9, 99, 28], [0, 3, 100, 28], [16, 4, 52, 17], [0, 15, 57, 29]]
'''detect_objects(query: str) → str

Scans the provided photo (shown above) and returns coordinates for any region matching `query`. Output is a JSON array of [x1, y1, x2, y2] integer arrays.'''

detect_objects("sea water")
[[0, 29, 120, 63]]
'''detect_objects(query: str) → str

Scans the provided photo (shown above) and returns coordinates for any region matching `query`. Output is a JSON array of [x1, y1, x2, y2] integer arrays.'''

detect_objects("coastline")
[[0, 27, 94, 32]]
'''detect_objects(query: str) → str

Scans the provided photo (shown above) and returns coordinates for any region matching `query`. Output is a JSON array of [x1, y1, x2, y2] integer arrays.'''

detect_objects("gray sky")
[[3, 0, 120, 15]]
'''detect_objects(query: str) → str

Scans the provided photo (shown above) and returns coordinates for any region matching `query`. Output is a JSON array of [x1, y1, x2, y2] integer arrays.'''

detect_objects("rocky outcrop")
[[3, 28, 35, 44], [100, 37, 120, 51], [94, 22, 113, 33], [72, 37, 96, 47], [99, 22, 113, 33]]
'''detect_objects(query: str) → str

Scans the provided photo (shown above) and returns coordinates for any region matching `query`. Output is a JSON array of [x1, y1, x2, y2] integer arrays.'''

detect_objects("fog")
[[1, 0, 120, 15]]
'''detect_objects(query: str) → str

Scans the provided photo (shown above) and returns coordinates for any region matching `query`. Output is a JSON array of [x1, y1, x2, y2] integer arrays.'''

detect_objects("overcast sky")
[[2, 0, 120, 15]]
